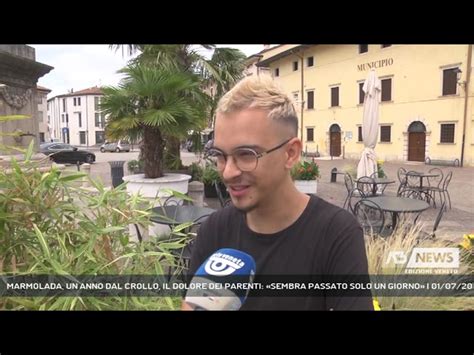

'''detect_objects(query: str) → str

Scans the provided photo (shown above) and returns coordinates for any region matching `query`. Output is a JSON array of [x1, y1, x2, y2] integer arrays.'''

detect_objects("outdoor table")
[[404, 171, 440, 189], [364, 196, 430, 229], [357, 177, 395, 196]]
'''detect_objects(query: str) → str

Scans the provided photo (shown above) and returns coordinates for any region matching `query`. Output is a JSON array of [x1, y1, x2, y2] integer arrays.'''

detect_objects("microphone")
[[184, 248, 256, 310]]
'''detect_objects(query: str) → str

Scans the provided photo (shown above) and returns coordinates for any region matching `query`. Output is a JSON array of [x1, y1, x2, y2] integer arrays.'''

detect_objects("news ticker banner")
[[0, 275, 472, 297]]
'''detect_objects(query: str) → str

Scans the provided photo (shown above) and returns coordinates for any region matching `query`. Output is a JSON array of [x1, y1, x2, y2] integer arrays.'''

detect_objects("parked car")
[[100, 140, 130, 153], [40, 142, 96, 164]]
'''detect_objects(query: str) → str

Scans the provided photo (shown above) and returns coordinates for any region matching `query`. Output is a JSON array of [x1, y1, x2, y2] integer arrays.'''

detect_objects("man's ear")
[[285, 138, 302, 169]]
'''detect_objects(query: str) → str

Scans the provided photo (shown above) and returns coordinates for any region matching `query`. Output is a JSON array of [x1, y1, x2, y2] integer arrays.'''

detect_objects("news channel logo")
[[385, 247, 460, 274], [204, 252, 246, 276]]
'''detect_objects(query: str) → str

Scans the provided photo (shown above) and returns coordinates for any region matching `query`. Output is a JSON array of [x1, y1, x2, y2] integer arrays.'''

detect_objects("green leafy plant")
[[127, 159, 144, 174], [201, 164, 221, 185], [291, 160, 320, 181], [0, 144, 188, 310], [377, 160, 386, 178], [189, 162, 203, 182]]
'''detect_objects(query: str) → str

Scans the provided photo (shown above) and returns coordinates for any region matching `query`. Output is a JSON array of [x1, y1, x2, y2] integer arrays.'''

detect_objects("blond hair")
[[216, 75, 298, 136]]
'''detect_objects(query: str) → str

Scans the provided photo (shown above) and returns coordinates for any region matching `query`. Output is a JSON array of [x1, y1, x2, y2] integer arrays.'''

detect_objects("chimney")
[[263, 44, 270, 49]]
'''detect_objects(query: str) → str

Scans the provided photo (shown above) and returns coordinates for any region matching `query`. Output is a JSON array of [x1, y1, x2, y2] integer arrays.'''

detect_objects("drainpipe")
[[460, 44, 472, 167], [300, 54, 304, 143]]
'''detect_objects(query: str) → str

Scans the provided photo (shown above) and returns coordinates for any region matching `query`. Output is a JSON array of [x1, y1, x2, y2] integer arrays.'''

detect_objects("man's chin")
[[232, 200, 257, 213]]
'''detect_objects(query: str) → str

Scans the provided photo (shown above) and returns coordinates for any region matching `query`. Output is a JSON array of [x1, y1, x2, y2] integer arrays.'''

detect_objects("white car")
[[100, 140, 130, 153]]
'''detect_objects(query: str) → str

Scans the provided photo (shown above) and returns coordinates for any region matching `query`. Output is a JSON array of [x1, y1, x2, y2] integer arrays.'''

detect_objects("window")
[[274, 68, 279, 77], [36, 94, 43, 105], [95, 113, 101, 127], [78, 112, 82, 127], [381, 78, 392, 101], [79, 131, 86, 145], [94, 97, 100, 111], [358, 126, 363, 142], [359, 45, 368, 54], [293, 61, 298, 71], [380, 126, 391, 142], [65, 114, 69, 124], [331, 87, 339, 107], [73, 98, 77, 106], [101, 113, 106, 127], [442, 68, 458, 96], [95, 131, 105, 144], [307, 56, 314, 67], [77, 97, 81, 106], [307, 128, 314, 142], [440, 124, 455, 143], [62, 98, 66, 112], [359, 82, 365, 104], [381, 44, 392, 48], [39, 132, 45, 143], [307, 91, 314, 109], [293, 92, 299, 102], [38, 111, 43, 122], [48, 115, 50, 124]]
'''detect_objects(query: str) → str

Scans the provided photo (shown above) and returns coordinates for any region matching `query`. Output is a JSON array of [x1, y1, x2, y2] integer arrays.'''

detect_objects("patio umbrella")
[[357, 69, 381, 179]]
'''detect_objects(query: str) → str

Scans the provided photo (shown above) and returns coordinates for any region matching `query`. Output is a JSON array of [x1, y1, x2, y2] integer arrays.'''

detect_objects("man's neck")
[[245, 186, 310, 234]]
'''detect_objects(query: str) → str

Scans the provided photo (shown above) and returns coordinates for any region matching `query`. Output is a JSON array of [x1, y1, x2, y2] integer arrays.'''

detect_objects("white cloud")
[[32, 44, 271, 99]]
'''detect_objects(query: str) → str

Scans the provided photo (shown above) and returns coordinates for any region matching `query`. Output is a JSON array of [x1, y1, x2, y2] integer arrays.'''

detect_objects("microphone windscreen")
[[185, 248, 256, 310]]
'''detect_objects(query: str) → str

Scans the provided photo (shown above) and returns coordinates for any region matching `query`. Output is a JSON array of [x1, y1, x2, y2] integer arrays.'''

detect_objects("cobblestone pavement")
[[81, 151, 474, 243]]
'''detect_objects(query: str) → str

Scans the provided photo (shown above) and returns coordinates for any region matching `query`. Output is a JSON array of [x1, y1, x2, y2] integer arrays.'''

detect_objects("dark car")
[[40, 143, 96, 164]]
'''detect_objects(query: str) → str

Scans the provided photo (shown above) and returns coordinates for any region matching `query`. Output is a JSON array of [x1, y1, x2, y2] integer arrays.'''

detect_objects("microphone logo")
[[204, 252, 245, 276]]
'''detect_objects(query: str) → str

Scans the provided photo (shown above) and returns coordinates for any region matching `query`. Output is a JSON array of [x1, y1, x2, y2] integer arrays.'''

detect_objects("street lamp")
[[454, 68, 466, 88]]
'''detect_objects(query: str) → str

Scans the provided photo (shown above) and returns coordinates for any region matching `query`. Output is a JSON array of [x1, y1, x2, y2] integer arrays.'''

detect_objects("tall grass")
[[365, 216, 473, 310]]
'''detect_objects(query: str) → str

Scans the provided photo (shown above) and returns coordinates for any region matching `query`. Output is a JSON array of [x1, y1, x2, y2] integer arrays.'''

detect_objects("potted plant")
[[201, 163, 221, 198], [291, 159, 320, 194], [377, 160, 386, 178], [127, 159, 144, 174]]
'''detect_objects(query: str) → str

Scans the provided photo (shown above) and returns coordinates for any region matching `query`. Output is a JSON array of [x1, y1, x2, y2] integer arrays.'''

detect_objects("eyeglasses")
[[208, 138, 293, 172]]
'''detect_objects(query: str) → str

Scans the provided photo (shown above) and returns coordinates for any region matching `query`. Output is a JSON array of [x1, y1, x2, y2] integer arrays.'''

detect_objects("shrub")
[[291, 160, 320, 180], [0, 146, 186, 310]]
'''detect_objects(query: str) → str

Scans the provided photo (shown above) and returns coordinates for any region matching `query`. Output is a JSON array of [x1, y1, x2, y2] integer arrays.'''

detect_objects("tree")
[[110, 45, 247, 160], [101, 63, 208, 178]]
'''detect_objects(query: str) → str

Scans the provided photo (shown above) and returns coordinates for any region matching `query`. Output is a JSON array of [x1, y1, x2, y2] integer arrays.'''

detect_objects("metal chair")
[[397, 167, 408, 195], [346, 187, 366, 214], [214, 181, 231, 208], [343, 173, 355, 209], [357, 176, 375, 196], [418, 202, 446, 240], [354, 199, 390, 237]]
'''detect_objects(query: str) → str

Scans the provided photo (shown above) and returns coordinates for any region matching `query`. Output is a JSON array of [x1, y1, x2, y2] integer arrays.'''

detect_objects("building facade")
[[47, 87, 107, 146], [256, 45, 474, 166], [37, 85, 51, 143], [0, 45, 53, 152]]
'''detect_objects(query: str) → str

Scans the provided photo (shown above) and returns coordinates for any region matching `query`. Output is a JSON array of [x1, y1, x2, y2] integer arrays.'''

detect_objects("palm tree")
[[101, 62, 208, 178], [108, 45, 247, 168]]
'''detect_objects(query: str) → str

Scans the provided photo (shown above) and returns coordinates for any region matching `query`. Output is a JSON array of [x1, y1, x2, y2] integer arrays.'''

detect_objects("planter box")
[[294, 179, 318, 194], [204, 183, 218, 198]]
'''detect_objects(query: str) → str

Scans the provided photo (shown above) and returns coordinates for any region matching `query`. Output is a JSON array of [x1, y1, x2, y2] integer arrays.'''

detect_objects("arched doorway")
[[408, 121, 426, 162], [329, 124, 341, 157]]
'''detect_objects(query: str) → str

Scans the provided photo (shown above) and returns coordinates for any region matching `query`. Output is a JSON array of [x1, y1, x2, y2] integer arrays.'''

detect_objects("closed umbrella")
[[357, 69, 381, 179]]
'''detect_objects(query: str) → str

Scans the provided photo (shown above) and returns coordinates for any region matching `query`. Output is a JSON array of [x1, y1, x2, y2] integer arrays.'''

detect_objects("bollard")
[[109, 161, 125, 188], [188, 181, 204, 207], [331, 168, 338, 183], [81, 163, 91, 187]]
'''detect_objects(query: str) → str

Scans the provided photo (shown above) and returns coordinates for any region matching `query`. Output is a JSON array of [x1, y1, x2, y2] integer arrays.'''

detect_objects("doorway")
[[329, 124, 341, 157], [408, 121, 426, 162]]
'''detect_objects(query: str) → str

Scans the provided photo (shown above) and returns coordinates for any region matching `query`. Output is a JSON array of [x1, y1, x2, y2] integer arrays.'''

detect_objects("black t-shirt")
[[188, 195, 373, 310]]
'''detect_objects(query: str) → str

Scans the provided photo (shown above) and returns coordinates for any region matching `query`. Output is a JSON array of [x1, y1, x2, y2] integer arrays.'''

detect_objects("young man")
[[184, 75, 373, 310]]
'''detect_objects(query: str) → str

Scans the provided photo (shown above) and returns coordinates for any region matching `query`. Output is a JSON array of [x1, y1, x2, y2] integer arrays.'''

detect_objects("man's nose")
[[221, 156, 242, 181]]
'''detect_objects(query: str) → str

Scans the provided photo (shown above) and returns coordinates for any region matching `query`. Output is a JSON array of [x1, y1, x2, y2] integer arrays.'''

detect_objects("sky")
[[31, 45, 268, 99]]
